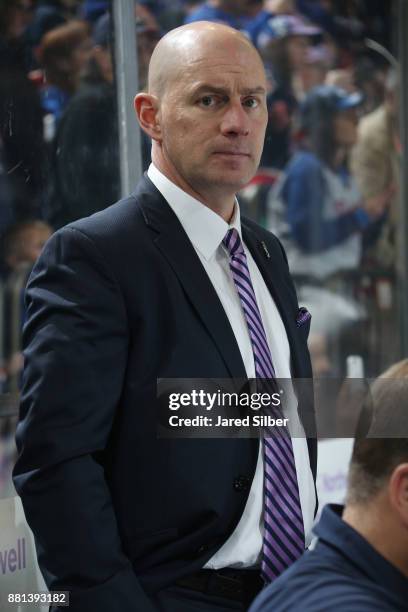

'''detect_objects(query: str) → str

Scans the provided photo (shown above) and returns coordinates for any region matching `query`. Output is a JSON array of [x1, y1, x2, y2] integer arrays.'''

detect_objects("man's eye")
[[200, 95, 216, 107], [244, 98, 259, 108]]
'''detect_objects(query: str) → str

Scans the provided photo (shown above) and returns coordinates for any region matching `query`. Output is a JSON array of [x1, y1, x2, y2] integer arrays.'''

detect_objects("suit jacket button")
[[233, 476, 250, 492]]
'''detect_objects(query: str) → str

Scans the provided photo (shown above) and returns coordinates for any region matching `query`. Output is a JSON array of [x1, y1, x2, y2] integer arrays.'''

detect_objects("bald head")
[[147, 21, 264, 98], [135, 19, 268, 215]]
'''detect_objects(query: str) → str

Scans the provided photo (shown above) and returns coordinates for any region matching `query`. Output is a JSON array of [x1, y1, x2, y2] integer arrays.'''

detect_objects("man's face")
[[20, 227, 52, 264], [71, 36, 93, 76], [287, 36, 311, 71], [155, 38, 268, 201], [334, 108, 359, 148]]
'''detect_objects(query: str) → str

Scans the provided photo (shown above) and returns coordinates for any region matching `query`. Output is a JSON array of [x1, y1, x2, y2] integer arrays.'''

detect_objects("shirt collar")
[[315, 504, 408, 602], [147, 163, 242, 261]]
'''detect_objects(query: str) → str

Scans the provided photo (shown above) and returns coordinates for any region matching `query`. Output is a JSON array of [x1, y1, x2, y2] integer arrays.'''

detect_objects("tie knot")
[[223, 228, 244, 258]]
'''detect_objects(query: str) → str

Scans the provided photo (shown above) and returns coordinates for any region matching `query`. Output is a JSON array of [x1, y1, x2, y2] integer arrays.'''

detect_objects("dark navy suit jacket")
[[250, 504, 408, 612], [13, 176, 316, 612]]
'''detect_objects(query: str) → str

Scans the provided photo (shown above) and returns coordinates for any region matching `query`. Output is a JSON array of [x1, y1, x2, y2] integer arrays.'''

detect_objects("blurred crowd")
[[0, 0, 401, 393]]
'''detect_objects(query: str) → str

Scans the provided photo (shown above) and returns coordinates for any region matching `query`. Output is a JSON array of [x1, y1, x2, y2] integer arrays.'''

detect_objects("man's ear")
[[389, 463, 408, 526], [134, 92, 161, 141]]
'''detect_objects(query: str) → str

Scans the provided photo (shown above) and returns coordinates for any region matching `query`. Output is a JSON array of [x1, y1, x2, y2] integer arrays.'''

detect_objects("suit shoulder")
[[45, 179, 161, 278], [60, 176, 161, 246], [66, 194, 143, 241]]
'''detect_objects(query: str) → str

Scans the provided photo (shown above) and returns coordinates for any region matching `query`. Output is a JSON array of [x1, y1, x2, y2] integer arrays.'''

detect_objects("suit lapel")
[[137, 177, 246, 381]]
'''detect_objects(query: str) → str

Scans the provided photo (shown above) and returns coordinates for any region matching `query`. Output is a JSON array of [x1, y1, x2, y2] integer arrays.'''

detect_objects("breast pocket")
[[298, 317, 311, 341]]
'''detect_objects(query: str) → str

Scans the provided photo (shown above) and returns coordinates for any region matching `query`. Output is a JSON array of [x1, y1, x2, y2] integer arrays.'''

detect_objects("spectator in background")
[[0, 0, 33, 37], [297, 43, 331, 95], [136, 0, 188, 31], [0, 0, 46, 222], [265, 0, 295, 13], [269, 85, 390, 281], [185, 0, 267, 32], [265, 1, 366, 57], [135, 17, 162, 91], [81, 12, 113, 83], [25, 0, 67, 67], [351, 69, 399, 269], [325, 66, 355, 94], [254, 14, 321, 169], [43, 13, 161, 228], [3, 220, 52, 274], [2, 220, 52, 389], [295, 0, 365, 47], [43, 12, 118, 228], [0, 0, 34, 70], [81, 0, 109, 25], [37, 19, 92, 122], [353, 54, 388, 115], [250, 360, 408, 612]]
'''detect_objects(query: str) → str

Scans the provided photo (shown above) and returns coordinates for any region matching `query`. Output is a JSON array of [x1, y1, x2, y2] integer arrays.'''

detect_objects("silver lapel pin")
[[261, 241, 270, 259]]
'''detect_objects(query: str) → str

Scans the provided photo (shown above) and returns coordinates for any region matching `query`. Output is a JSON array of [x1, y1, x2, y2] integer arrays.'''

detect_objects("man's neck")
[[342, 504, 408, 579], [151, 160, 236, 222]]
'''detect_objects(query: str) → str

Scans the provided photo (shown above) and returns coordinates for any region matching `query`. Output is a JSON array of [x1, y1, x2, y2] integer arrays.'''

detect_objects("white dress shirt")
[[147, 164, 316, 568]]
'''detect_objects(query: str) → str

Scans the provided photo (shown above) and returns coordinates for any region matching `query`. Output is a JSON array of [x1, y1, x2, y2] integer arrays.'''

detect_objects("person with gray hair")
[[250, 358, 408, 612], [351, 68, 399, 270]]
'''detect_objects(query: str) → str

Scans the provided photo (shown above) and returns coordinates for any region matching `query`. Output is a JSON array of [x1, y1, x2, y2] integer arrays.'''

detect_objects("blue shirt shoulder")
[[285, 150, 323, 178], [249, 505, 408, 612]]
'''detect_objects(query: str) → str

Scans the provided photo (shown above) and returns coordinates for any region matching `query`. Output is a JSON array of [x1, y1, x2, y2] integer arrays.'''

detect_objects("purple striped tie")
[[223, 228, 305, 583]]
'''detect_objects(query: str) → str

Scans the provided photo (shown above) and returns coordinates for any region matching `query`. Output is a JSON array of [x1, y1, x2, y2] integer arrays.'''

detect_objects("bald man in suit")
[[13, 21, 317, 612]]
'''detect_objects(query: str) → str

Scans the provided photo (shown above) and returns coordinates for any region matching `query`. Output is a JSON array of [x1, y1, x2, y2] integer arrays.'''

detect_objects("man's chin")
[[209, 168, 256, 191]]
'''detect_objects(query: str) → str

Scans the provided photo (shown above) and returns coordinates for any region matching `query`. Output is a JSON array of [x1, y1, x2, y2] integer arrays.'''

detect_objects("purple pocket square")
[[296, 307, 311, 327]]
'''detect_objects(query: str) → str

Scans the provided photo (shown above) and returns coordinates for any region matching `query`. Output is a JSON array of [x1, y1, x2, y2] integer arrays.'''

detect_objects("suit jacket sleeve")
[[13, 226, 155, 612]]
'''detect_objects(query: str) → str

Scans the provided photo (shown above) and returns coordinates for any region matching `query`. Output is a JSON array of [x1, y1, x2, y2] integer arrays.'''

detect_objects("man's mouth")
[[212, 151, 250, 157]]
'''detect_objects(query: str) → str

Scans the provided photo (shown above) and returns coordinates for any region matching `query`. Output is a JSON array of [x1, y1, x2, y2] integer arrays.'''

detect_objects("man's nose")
[[220, 101, 250, 136]]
